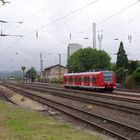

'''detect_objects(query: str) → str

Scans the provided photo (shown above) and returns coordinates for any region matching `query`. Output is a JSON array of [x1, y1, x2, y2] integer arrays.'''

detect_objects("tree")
[[115, 67, 125, 83], [25, 67, 37, 82], [116, 42, 128, 68], [109, 63, 116, 71], [97, 50, 111, 70], [67, 47, 111, 73]]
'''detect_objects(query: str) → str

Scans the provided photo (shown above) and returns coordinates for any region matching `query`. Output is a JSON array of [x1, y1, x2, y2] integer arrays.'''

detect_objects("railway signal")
[[21, 66, 26, 84]]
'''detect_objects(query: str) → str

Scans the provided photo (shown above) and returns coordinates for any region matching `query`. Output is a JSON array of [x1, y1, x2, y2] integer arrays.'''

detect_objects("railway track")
[[14, 82, 140, 105], [115, 88, 140, 94], [1, 82, 140, 115], [46, 82, 140, 95], [3, 81, 140, 99], [27, 82, 140, 100], [1, 82, 140, 140]]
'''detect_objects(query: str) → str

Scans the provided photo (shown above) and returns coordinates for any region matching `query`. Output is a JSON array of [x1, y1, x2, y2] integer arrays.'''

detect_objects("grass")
[[0, 100, 108, 140]]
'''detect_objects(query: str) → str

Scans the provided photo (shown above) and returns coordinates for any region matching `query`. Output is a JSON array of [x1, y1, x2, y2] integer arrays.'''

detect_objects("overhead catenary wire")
[[0, 0, 56, 24], [97, 0, 140, 25], [0, 38, 22, 55], [98, 14, 140, 32], [2, 0, 98, 44], [51, 1, 140, 52], [20, 0, 99, 38], [7, 0, 99, 35], [69, 0, 140, 40], [1, 0, 140, 55], [0, 0, 99, 53], [38, 0, 99, 30], [20, 0, 57, 24], [1, 0, 57, 36]]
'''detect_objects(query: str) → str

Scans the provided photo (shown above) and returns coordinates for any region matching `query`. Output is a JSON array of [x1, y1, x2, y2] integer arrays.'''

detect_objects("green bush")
[[125, 74, 134, 89], [134, 66, 140, 84], [51, 78, 63, 84], [115, 67, 125, 83]]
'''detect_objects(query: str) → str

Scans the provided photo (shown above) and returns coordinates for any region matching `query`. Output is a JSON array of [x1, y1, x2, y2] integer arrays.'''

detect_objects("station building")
[[43, 64, 66, 82]]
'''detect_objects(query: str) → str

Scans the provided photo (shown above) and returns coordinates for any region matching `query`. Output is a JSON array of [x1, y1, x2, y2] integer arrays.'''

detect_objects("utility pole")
[[98, 34, 103, 50], [128, 34, 132, 43], [98, 34, 103, 70], [93, 23, 96, 49], [40, 52, 43, 78], [58, 54, 61, 80], [40, 52, 51, 78]]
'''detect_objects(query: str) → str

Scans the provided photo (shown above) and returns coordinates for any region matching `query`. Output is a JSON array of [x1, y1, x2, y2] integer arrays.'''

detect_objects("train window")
[[69, 77, 73, 82], [74, 77, 80, 82], [84, 77, 89, 82], [77, 77, 81, 82], [74, 77, 78, 82], [103, 71, 113, 82]]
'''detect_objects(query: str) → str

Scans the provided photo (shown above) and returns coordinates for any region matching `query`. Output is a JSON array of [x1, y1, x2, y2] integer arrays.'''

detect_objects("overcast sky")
[[0, 0, 140, 71]]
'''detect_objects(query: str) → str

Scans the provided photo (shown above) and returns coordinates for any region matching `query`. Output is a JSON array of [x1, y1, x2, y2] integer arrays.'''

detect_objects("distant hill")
[[0, 71, 23, 78]]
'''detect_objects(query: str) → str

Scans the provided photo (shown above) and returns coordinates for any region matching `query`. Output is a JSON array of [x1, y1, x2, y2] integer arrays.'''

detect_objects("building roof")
[[44, 64, 66, 71]]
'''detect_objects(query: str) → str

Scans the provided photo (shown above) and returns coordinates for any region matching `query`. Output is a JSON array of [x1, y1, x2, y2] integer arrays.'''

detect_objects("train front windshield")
[[103, 71, 114, 82]]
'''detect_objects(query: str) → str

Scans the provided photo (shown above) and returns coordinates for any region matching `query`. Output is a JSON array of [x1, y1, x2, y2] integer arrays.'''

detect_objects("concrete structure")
[[67, 43, 82, 59], [67, 43, 82, 73], [43, 64, 66, 82], [93, 22, 96, 49]]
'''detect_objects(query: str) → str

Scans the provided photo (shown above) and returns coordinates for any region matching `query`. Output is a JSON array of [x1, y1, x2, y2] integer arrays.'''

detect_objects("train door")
[[81, 75, 84, 86], [84, 75, 90, 87], [69, 76, 73, 85], [89, 75, 92, 87], [76, 75, 81, 86], [73, 75, 75, 85], [92, 75, 96, 87]]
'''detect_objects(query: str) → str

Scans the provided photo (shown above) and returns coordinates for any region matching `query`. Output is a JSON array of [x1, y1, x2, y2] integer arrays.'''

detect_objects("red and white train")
[[63, 71, 116, 92]]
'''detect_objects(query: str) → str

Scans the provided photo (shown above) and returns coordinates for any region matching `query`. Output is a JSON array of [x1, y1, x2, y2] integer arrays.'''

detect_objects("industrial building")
[[67, 43, 82, 60]]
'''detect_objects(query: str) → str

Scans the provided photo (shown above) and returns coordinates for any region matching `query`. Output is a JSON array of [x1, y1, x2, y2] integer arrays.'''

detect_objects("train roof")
[[64, 71, 114, 76]]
